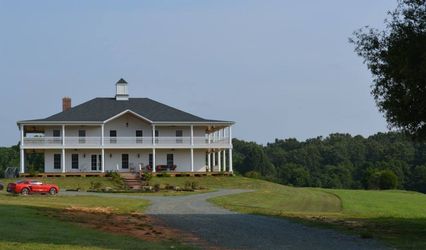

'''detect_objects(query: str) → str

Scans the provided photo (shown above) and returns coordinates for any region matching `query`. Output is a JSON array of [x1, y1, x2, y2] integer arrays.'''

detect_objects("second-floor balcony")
[[22, 136, 231, 148]]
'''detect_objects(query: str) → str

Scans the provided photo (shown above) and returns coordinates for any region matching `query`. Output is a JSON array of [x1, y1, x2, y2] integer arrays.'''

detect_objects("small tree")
[[351, 0, 426, 140]]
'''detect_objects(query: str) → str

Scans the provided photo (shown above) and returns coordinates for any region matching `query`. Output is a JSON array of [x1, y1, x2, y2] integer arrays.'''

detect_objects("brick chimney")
[[62, 97, 71, 111]]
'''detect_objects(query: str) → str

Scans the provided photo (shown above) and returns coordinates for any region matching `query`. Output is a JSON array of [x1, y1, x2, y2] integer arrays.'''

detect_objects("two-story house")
[[17, 79, 233, 175]]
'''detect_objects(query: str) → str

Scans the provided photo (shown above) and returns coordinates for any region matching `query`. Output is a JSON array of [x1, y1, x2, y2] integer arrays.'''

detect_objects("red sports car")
[[7, 180, 59, 195]]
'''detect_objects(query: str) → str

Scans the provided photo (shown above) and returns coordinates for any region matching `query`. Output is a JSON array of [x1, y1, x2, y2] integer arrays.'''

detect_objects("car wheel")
[[49, 188, 57, 195], [21, 188, 29, 195]]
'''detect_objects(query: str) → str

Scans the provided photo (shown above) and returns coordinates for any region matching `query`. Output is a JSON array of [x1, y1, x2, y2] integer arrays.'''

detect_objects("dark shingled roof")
[[23, 98, 231, 123]]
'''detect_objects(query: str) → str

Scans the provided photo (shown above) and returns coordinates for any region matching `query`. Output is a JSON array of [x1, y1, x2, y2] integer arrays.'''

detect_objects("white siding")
[[44, 149, 207, 172], [104, 113, 152, 137]]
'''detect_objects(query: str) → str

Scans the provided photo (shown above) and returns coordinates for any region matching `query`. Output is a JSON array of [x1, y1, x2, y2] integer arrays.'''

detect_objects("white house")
[[17, 79, 234, 175]]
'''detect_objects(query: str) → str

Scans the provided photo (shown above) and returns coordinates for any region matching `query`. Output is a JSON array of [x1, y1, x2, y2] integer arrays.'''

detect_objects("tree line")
[[233, 132, 426, 193]]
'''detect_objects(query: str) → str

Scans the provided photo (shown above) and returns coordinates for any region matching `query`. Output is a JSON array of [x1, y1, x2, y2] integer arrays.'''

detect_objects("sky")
[[0, 0, 398, 146]]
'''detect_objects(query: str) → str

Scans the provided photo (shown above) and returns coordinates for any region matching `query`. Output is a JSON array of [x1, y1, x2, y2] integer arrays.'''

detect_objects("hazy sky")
[[0, 1, 397, 146]]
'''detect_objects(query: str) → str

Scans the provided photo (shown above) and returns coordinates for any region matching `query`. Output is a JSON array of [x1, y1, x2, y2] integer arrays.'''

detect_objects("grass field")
[[196, 177, 426, 250], [0, 184, 190, 250], [1, 176, 426, 249]]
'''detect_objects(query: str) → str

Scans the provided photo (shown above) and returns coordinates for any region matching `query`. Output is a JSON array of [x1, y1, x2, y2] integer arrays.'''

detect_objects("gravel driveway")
[[63, 190, 389, 250]]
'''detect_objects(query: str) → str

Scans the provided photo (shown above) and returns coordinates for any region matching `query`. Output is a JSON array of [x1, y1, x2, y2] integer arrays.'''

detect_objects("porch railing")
[[23, 136, 230, 147]]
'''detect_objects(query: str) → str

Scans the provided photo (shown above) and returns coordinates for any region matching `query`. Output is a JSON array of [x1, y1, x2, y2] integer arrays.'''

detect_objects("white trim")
[[190, 125, 194, 146], [17, 121, 103, 125], [20, 148, 24, 173], [190, 148, 194, 172], [101, 124, 105, 146], [20, 124, 24, 147], [101, 148, 105, 173], [103, 109, 153, 124], [207, 152, 211, 171], [61, 148, 66, 173], [223, 150, 226, 171], [218, 150, 222, 172], [229, 148, 233, 172], [62, 125, 65, 146], [152, 148, 156, 173]]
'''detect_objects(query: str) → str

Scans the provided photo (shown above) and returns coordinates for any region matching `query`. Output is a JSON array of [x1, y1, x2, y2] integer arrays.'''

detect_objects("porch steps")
[[119, 172, 142, 190]]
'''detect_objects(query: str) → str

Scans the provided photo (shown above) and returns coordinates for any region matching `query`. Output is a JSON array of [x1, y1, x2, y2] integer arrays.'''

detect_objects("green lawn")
[[2, 175, 426, 249], [0, 186, 190, 250], [0, 204, 184, 250]]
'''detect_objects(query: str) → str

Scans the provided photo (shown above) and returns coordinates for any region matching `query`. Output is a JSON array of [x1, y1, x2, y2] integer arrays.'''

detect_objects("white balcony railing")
[[23, 136, 230, 147]]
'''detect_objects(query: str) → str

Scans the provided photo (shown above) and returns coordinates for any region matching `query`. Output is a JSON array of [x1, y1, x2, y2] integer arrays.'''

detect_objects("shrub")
[[379, 170, 398, 190], [142, 172, 152, 185], [184, 181, 193, 191], [105, 170, 114, 177], [90, 181, 103, 190], [367, 169, 398, 190], [159, 172, 171, 177], [191, 181, 199, 190], [153, 184, 161, 192], [110, 172, 126, 190], [244, 170, 262, 179]]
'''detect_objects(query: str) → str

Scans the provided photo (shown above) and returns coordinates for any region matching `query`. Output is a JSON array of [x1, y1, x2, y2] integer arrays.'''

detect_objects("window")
[[167, 154, 174, 166], [91, 155, 97, 171], [110, 130, 117, 144], [53, 130, 60, 137], [136, 130, 143, 143], [122, 154, 129, 169], [176, 130, 183, 143], [71, 154, 79, 169], [149, 154, 153, 167], [155, 130, 159, 144], [79, 130, 86, 144], [53, 130, 61, 144], [54, 154, 61, 169]]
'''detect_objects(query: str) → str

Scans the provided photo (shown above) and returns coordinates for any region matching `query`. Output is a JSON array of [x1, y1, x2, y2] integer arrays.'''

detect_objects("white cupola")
[[115, 78, 129, 101]]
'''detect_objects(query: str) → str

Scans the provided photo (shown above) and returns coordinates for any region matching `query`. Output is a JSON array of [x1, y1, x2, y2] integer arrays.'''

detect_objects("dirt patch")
[[46, 206, 219, 249]]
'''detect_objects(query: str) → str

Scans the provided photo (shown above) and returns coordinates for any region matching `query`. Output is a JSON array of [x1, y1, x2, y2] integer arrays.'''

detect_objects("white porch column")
[[101, 124, 105, 173], [152, 124, 156, 145], [218, 149, 222, 172], [223, 150, 227, 171], [190, 125, 194, 172], [229, 126, 232, 145], [152, 124, 156, 173], [229, 148, 233, 173], [61, 148, 66, 173], [20, 125, 24, 173], [229, 126, 233, 173], [207, 151, 211, 171], [212, 150, 216, 171], [20, 149, 24, 174], [190, 125, 194, 146], [101, 124, 105, 146], [101, 148, 105, 173], [62, 125, 65, 146], [152, 148, 156, 173], [190, 148, 194, 172]]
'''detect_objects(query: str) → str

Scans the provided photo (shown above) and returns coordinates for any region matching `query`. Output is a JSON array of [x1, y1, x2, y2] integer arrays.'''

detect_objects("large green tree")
[[351, 0, 426, 139]]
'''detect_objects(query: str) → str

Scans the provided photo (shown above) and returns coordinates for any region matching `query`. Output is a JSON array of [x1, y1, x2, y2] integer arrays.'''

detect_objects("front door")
[[91, 155, 97, 171], [122, 154, 129, 169]]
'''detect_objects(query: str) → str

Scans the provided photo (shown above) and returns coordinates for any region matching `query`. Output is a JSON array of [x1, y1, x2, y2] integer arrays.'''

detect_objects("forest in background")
[[233, 132, 426, 193]]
